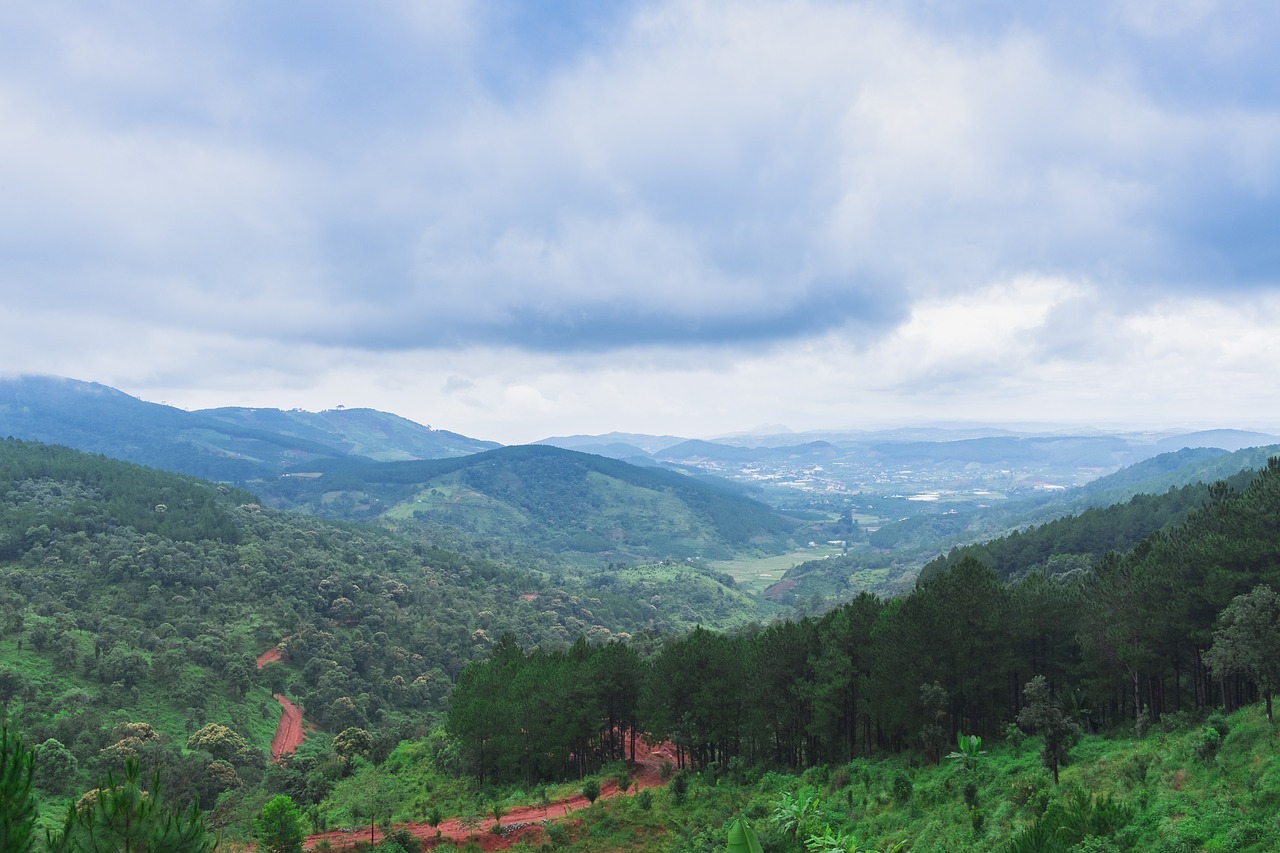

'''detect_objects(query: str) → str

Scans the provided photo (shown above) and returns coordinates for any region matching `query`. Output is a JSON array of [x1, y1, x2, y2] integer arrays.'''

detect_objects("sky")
[[2, 0, 1279, 444]]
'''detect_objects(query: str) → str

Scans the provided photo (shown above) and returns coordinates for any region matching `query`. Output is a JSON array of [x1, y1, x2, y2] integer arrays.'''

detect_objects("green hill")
[[0, 438, 769, 829], [257, 444, 801, 565], [0, 377, 797, 571]]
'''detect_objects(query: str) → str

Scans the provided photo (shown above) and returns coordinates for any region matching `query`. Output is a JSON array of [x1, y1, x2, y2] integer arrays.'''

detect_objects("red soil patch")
[[302, 736, 677, 852], [257, 646, 309, 760], [252, 643, 677, 851], [270, 694, 307, 761], [764, 577, 800, 601]]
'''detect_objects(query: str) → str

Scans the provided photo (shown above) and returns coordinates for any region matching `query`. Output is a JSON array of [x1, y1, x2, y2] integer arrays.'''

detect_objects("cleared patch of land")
[[710, 545, 846, 595]]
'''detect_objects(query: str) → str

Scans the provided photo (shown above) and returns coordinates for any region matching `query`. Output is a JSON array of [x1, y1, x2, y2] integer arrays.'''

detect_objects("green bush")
[[545, 822, 568, 846], [1004, 787, 1133, 852], [385, 828, 417, 850], [892, 773, 913, 805], [1119, 754, 1150, 787], [670, 770, 690, 805], [1155, 710, 1196, 733], [1205, 711, 1230, 740], [826, 765, 850, 794], [1195, 726, 1221, 763], [1009, 773, 1048, 808], [1005, 722, 1026, 754]]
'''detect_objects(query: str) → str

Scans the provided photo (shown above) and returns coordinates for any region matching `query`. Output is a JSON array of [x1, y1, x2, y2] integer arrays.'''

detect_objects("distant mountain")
[[535, 438, 655, 461], [533, 427, 1280, 499], [862, 435, 1136, 468], [259, 444, 800, 563], [1155, 428, 1280, 453], [197, 406, 499, 461], [536, 432, 689, 455], [0, 375, 498, 483], [655, 439, 757, 463], [0, 376, 798, 569]]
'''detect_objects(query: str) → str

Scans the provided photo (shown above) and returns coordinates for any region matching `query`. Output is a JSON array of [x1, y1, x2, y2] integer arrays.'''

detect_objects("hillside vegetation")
[[423, 454, 1280, 851], [448, 702, 1280, 853], [0, 438, 792, 839], [260, 444, 801, 565], [6, 423, 1280, 850]]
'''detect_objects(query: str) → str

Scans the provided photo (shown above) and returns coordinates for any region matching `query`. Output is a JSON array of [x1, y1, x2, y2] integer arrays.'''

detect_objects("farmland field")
[[710, 545, 846, 595]]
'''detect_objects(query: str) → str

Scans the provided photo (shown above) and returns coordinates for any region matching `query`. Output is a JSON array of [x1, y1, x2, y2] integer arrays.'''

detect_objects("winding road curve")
[[252, 646, 676, 851], [256, 647, 308, 760], [301, 738, 678, 851]]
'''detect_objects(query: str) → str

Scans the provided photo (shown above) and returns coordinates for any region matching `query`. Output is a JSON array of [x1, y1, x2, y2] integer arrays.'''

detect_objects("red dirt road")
[[302, 738, 678, 851], [251, 645, 677, 851], [257, 647, 308, 760]]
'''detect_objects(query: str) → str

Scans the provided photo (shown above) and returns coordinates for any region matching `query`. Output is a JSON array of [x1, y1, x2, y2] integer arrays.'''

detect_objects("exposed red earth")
[[256, 647, 309, 760], [299, 737, 678, 851], [249, 646, 676, 852]]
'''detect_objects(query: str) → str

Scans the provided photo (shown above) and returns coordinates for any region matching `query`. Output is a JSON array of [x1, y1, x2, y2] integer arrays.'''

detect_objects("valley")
[[5, 376, 1280, 851]]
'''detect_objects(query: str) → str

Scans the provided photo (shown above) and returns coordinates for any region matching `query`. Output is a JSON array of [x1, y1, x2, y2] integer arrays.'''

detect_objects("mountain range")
[[6, 373, 1280, 592], [0, 375, 496, 481]]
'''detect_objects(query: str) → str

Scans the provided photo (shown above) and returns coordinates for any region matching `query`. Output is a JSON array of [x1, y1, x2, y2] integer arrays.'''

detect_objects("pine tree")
[[1, 726, 37, 853], [46, 756, 218, 853]]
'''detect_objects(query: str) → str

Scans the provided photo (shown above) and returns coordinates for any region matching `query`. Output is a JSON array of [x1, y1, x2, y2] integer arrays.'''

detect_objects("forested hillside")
[[7, 434, 1280, 851], [434, 455, 1280, 850], [0, 438, 774, 838], [914, 473, 1254, 583], [196, 405, 500, 461], [260, 444, 800, 565], [458, 455, 1280, 769]]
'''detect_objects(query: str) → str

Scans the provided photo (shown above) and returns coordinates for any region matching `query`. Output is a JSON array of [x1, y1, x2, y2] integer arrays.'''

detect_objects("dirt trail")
[[253, 644, 676, 850], [302, 738, 678, 851], [257, 647, 308, 760]]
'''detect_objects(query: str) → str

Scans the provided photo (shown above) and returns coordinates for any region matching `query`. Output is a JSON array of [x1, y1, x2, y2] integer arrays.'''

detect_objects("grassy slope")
[[0, 624, 282, 748], [508, 705, 1280, 853], [710, 546, 847, 597], [247, 706, 1280, 852]]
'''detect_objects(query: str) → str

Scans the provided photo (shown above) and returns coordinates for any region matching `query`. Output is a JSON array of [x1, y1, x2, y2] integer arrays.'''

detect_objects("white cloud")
[[2, 0, 1279, 438]]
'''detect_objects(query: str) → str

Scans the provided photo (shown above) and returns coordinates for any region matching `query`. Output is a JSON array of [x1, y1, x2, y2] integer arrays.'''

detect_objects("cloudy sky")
[[3, 0, 1278, 443]]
